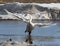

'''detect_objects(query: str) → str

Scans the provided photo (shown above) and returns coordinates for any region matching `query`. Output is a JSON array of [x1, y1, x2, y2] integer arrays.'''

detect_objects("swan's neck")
[[29, 16, 35, 26], [30, 16, 32, 23]]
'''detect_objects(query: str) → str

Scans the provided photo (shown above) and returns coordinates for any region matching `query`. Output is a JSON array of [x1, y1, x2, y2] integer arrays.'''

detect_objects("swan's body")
[[25, 14, 35, 35]]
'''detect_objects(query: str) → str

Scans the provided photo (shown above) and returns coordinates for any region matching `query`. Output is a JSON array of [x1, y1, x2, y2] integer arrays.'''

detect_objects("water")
[[0, 21, 60, 44]]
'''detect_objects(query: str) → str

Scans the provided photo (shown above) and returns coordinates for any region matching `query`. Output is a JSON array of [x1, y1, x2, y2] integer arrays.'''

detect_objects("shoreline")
[[0, 41, 60, 46]]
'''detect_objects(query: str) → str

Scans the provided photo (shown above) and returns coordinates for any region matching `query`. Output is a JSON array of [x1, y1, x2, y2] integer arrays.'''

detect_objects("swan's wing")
[[37, 23, 56, 28]]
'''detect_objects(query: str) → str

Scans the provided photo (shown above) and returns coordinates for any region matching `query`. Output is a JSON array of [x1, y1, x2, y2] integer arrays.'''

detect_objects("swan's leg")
[[25, 30, 27, 33], [25, 30, 31, 35], [29, 31, 31, 35]]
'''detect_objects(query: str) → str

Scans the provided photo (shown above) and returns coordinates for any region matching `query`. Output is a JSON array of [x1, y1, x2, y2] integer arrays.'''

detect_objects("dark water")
[[0, 21, 60, 44]]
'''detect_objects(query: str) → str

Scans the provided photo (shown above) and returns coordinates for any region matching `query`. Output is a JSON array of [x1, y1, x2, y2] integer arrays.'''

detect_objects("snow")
[[33, 3, 60, 9]]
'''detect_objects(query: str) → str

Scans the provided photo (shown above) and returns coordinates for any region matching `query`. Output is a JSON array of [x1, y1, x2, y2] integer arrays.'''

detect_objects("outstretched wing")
[[37, 22, 56, 28]]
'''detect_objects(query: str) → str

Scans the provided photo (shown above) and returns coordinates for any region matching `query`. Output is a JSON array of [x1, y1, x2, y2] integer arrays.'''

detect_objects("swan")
[[24, 14, 56, 35]]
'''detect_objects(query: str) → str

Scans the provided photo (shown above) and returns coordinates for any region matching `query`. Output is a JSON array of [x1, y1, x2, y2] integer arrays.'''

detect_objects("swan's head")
[[22, 13, 33, 23]]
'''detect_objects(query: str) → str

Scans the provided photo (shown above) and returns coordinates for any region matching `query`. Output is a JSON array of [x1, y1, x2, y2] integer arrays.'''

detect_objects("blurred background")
[[0, 0, 60, 3]]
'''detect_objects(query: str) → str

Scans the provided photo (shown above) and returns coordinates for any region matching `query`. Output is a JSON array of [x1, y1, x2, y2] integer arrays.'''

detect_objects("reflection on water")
[[25, 35, 33, 44], [0, 21, 60, 44], [25, 35, 60, 44], [0, 35, 60, 44]]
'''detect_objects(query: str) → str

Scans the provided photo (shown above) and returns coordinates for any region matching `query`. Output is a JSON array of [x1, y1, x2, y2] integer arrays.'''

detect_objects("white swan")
[[25, 13, 56, 35]]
